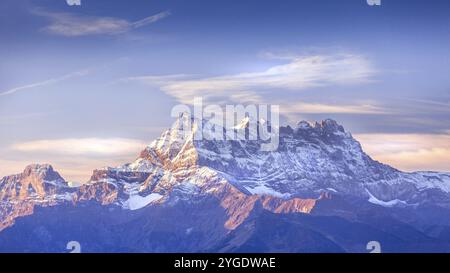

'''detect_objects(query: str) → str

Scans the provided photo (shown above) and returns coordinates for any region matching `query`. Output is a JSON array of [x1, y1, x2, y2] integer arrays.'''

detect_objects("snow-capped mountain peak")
[[22, 164, 65, 183], [0, 164, 68, 201], [0, 164, 74, 230], [86, 115, 450, 211], [2, 116, 450, 234], [296, 120, 312, 130]]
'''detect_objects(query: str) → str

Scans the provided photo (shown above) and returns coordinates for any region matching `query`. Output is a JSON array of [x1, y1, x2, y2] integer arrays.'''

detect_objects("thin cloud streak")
[[0, 69, 89, 97], [356, 132, 450, 172], [6, 138, 148, 182], [128, 54, 376, 106], [0, 58, 129, 97], [0, 157, 134, 183], [282, 102, 388, 114], [12, 138, 146, 156], [33, 9, 171, 36]]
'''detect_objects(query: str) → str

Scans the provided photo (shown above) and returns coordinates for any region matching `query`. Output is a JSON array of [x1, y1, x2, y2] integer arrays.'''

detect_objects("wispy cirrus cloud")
[[0, 69, 89, 97], [12, 138, 146, 156], [283, 102, 387, 114], [356, 132, 450, 172], [0, 57, 130, 97], [0, 158, 103, 183], [126, 53, 376, 106], [3, 138, 147, 182], [33, 9, 170, 36]]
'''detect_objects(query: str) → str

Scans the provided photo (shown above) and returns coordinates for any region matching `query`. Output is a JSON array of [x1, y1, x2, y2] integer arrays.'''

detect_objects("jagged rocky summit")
[[1, 116, 450, 252]]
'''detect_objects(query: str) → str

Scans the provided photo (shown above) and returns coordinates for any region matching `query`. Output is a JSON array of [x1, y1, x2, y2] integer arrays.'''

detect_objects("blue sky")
[[1, 0, 449, 181]]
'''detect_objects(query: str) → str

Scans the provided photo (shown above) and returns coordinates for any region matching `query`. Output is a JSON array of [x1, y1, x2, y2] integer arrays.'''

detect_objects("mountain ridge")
[[1, 116, 450, 252]]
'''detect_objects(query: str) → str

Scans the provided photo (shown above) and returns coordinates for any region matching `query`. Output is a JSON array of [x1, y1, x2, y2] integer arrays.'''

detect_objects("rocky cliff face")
[[0, 164, 73, 230], [1, 116, 450, 252], [79, 115, 450, 213]]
